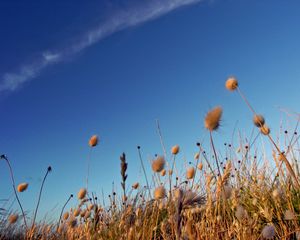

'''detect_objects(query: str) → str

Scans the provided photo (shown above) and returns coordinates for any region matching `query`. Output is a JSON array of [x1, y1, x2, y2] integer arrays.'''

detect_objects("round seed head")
[[151, 156, 165, 173], [186, 167, 195, 179], [8, 214, 18, 224], [262, 225, 276, 239], [225, 76, 238, 91], [204, 106, 222, 131], [77, 188, 87, 200], [89, 135, 98, 147], [17, 183, 28, 192], [171, 145, 180, 155], [260, 124, 270, 135], [253, 114, 265, 127], [154, 186, 166, 200]]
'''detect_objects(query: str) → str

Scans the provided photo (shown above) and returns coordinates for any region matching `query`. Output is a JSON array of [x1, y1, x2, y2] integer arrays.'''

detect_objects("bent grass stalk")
[[57, 194, 73, 230], [32, 166, 52, 229], [0, 155, 28, 230]]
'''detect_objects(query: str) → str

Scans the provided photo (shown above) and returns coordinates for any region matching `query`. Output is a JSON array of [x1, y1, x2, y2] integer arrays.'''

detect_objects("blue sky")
[[1, 0, 300, 221]]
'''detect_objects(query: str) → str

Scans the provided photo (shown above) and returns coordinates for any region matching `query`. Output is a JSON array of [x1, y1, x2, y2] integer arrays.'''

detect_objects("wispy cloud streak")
[[0, 0, 202, 92]]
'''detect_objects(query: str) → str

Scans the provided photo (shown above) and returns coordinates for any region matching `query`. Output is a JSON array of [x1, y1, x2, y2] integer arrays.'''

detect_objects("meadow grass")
[[1, 77, 300, 239]]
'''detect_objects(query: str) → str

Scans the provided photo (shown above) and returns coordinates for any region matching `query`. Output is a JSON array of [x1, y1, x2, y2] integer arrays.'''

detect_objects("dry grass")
[[1, 76, 300, 240]]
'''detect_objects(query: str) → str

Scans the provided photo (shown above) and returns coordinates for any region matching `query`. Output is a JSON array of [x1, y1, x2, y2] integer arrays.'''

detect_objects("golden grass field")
[[1, 77, 300, 239]]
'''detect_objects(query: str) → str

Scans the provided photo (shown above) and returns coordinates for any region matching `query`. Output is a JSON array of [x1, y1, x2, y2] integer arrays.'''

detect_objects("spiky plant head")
[[17, 183, 28, 192], [204, 106, 222, 131], [77, 188, 87, 200], [225, 76, 238, 91], [171, 145, 180, 155], [154, 186, 166, 200], [8, 214, 18, 224], [89, 135, 98, 147], [262, 225, 276, 239], [151, 156, 165, 173], [186, 167, 195, 179], [253, 114, 265, 127]]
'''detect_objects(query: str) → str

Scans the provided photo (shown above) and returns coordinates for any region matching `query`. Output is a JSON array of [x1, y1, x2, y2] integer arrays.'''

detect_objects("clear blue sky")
[[1, 0, 300, 221]]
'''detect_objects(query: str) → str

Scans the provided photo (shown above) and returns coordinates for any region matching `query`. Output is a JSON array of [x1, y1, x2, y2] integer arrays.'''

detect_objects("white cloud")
[[0, 0, 202, 92]]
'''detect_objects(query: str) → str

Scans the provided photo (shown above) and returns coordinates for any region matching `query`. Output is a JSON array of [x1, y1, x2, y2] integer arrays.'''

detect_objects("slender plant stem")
[[1, 155, 28, 229], [57, 194, 73, 230], [137, 147, 151, 198], [86, 147, 92, 191], [32, 167, 51, 228], [209, 131, 221, 177]]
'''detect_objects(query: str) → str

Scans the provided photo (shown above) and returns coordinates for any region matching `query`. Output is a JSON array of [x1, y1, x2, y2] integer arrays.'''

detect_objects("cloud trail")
[[0, 0, 202, 92]]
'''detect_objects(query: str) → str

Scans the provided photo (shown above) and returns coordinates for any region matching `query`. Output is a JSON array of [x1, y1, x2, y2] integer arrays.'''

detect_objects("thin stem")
[[137, 147, 151, 198], [209, 131, 221, 177], [0, 155, 28, 229], [156, 119, 167, 159], [57, 194, 73, 230], [32, 166, 51, 228], [86, 147, 92, 191], [237, 87, 256, 115]]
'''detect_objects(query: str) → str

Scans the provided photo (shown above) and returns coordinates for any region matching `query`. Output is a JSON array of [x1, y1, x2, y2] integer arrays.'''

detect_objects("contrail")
[[0, 0, 202, 93]]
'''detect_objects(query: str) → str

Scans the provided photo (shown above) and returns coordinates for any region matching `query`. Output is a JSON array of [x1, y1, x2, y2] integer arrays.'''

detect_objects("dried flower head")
[[89, 135, 98, 147], [262, 225, 276, 239], [204, 106, 222, 131], [132, 182, 139, 189], [225, 76, 238, 91], [154, 186, 166, 200], [17, 183, 28, 192], [171, 145, 180, 155], [260, 125, 270, 135], [151, 156, 165, 173], [253, 114, 265, 127], [8, 214, 18, 224], [160, 169, 166, 176], [77, 188, 87, 200], [194, 152, 200, 160], [186, 167, 195, 179]]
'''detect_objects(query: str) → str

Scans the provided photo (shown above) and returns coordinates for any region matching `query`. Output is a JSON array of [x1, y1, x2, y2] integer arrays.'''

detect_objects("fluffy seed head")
[[204, 106, 222, 131], [186, 167, 195, 179], [160, 169, 166, 176], [17, 183, 28, 192], [154, 186, 166, 200], [89, 135, 98, 147], [171, 145, 180, 155], [253, 114, 265, 127], [132, 182, 139, 189], [225, 76, 238, 91], [77, 188, 87, 200], [74, 208, 81, 217], [151, 156, 165, 173], [8, 214, 18, 224], [194, 153, 200, 160], [260, 124, 270, 135], [197, 163, 203, 170], [262, 225, 276, 239], [63, 212, 69, 220]]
